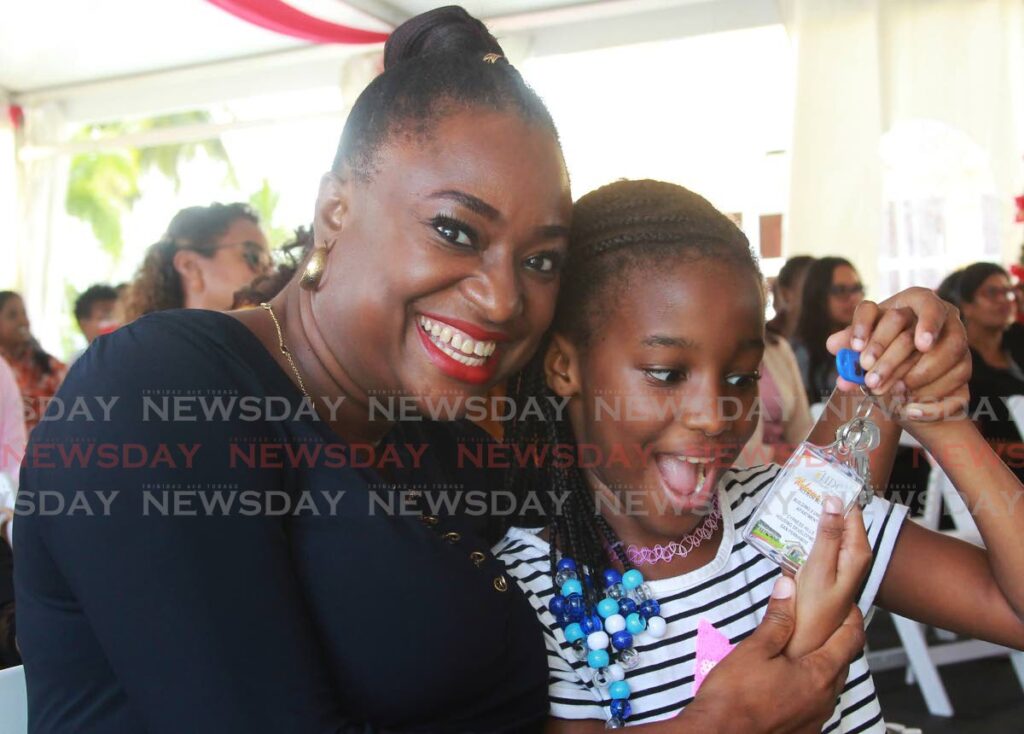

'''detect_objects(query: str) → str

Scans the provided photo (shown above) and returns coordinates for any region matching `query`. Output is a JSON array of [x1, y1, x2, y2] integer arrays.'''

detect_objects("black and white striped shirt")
[[493, 463, 909, 733]]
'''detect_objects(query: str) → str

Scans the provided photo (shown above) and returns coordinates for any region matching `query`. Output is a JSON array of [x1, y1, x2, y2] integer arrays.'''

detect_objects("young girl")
[[494, 180, 1024, 732]]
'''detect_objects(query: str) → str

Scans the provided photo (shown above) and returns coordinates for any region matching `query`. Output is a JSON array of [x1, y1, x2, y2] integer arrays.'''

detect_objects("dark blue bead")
[[583, 574, 595, 591], [582, 614, 603, 634], [557, 558, 577, 573], [640, 599, 661, 619], [618, 598, 638, 616], [566, 594, 586, 621], [603, 568, 623, 588], [555, 613, 570, 628], [611, 631, 634, 650], [610, 699, 632, 719], [549, 595, 567, 616]]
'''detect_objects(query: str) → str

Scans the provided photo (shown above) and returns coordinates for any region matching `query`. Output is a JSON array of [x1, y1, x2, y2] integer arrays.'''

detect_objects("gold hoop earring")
[[300, 239, 334, 291]]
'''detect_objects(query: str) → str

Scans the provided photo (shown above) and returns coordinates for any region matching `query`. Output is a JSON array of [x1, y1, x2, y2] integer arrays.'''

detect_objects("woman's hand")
[[826, 287, 971, 421], [687, 577, 866, 734]]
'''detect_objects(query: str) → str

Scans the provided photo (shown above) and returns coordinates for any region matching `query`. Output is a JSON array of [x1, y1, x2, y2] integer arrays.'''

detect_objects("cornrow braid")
[[503, 178, 761, 608]]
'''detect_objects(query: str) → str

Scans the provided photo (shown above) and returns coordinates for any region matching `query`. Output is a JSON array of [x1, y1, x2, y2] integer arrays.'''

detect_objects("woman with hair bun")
[[17, 7, 970, 733]]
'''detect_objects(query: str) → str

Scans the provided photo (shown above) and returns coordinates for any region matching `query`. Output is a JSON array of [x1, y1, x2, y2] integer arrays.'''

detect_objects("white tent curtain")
[[14, 102, 69, 356], [781, 0, 1024, 296]]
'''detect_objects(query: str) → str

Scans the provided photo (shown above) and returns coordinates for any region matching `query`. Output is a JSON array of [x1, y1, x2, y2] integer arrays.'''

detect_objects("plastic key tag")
[[836, 348, 867, 385], [743, 351, 877, 574]]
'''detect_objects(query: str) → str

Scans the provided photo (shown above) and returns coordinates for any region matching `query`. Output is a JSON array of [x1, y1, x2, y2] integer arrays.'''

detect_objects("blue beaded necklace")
[[548, 559, 667, 728]]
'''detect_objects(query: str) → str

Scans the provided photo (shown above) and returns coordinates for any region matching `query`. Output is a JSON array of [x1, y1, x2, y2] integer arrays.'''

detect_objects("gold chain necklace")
[[260, 302, 310, 399]]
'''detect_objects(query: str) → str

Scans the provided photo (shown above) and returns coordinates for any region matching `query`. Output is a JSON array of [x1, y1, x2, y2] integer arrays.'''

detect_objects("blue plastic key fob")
[[836, 349, 866, 385]]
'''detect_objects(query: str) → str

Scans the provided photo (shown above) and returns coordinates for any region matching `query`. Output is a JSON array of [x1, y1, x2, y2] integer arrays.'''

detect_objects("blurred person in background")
[[70, 283, 121, 365], [936, 268, 963, 308], [765, 254, 814, 339], [955, 263, 1024, 475], [124, 202, 271, 320], [0, 291, 67, 433], [792, 257, 865, 404], [736, 313, 814, 468], [74, 284, 119, 345], [0, 357, 26, 516], [231, 226, 313, 309], [0, 528, 16, 669]]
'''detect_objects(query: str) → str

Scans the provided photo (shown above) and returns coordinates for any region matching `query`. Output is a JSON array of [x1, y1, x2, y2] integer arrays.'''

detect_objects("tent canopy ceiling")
[[1, 0, 699, 95]]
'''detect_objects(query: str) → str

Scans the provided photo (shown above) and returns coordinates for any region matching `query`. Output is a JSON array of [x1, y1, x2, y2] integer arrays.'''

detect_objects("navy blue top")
[[14, 310, 547, 733]]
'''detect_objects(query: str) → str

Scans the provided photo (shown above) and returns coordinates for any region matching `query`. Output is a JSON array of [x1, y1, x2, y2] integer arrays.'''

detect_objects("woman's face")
[[0, 296, 30, 350], [963, 273, 1015, 330], [312, 110, 572, 409], [558, 258, 764, 539], [827, 264, 864, 328], [181, 218, 271, 312]]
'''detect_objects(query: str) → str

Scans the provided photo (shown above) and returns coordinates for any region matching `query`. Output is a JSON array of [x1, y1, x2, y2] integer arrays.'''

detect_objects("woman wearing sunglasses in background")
[[123, 202, 272, 321], [792, 257, 866, 404]]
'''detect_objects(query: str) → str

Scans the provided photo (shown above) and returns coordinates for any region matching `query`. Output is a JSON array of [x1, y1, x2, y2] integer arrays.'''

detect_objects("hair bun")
[[384, 5, 504, 70]]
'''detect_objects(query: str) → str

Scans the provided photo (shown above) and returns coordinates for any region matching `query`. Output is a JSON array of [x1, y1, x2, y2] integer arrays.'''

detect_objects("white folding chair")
[[871, 446, 1024, 716], [0, 665, 27, 734]]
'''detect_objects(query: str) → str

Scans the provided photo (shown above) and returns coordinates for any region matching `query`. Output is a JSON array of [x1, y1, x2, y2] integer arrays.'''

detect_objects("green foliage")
[[64, 110, 236, 262], [247, 178, 291, 248]]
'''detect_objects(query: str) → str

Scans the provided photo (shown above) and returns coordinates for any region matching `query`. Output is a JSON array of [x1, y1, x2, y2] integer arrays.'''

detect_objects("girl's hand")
[[786, 500, 871, 659], [825, 287, 971, 421], [689, 577, 866, 734]]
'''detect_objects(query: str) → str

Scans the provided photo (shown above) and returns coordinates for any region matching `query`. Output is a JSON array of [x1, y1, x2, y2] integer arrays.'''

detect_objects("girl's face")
[[963, 273, 1015, 329], [0, 296, 30, 350], [312, 109, 572, 409], [555, 258, 765, 539], [827, 265, 864, 328]]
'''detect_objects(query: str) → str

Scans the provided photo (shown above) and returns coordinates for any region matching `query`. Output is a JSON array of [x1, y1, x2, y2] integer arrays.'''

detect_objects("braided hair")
[[502, 179, 761, 602], [332, 5, 559, 180]]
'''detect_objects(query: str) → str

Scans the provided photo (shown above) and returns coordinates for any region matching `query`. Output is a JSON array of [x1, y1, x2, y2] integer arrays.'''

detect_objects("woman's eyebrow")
[[429, 189, 500, 220], [536, 224, 570, 241]]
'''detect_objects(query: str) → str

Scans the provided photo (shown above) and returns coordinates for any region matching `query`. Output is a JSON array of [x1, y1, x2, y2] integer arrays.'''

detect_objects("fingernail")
[[852, 338, 866, 350], [771, 576, 795, 599], [906, 407, 924, 419], [859, 351, 875, 369], [894, 380, 907, 394], [824, 495, 843, 515], [919, 332, 935, 349], [865, 372, 881, 388]]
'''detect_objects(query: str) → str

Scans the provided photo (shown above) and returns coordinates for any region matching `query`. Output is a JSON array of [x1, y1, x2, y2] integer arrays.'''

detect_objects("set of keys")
[[743, 349, 882, 573]]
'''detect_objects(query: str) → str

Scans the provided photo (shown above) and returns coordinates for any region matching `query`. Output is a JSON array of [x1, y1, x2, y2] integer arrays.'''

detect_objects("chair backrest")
[[0, 665, 27, 734], [1007, 395, 1024, 434]]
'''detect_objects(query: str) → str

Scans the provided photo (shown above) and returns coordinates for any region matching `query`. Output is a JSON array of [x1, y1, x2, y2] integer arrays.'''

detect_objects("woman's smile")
[[415, 312, 506, 384]]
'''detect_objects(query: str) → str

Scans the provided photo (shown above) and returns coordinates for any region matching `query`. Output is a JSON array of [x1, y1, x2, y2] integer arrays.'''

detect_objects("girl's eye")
[[432, 216, 477, 248], [524, 252, 562, 274], [726, 372, 761, 388], [644, 368, 684, 384]]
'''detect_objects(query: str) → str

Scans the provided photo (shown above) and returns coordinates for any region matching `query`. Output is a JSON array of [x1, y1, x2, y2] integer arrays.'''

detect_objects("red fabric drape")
[[207, 0, 390, 44]]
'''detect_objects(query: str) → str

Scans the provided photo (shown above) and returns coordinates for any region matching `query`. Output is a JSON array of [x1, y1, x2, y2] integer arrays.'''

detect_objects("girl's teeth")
[[460, 339, 475, 355], [431, 324, 442, 337], [473, 342, 487, 356], [451, 334, 463, 350], [440, 326, 453, 343]]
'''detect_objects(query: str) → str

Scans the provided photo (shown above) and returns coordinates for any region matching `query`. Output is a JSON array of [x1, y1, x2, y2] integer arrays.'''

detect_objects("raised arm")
[[877, 415, 1024, 649]]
